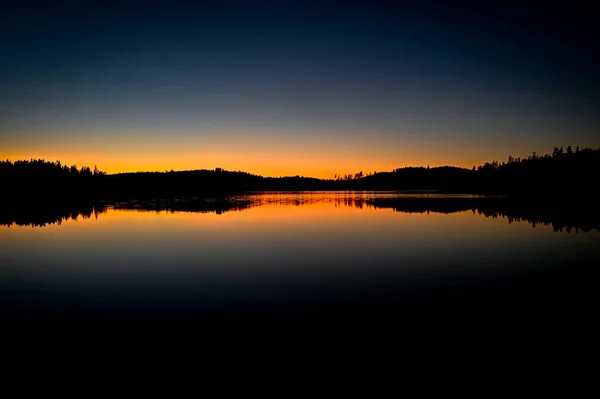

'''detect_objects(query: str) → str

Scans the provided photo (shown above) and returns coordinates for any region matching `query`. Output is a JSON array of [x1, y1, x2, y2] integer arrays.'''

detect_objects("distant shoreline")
[[2, 147, 599, 200]]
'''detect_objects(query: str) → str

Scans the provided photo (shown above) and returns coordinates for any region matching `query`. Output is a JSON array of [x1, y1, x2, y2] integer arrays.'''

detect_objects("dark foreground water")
[[1, 192, 599, 337]]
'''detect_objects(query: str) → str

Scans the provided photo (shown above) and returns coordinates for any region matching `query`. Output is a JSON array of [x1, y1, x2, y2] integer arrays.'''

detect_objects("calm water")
[[1, 192, 599, 323]]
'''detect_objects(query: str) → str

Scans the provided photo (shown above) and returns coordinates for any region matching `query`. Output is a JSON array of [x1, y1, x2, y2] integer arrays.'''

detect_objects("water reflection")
[[0, 201, 103, 228], [1, 192, 599, 233], [1, 192, 598, 328]]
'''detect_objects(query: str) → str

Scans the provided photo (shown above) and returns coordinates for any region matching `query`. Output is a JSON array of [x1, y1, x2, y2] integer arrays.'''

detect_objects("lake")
[[1, 192, 598, 329]]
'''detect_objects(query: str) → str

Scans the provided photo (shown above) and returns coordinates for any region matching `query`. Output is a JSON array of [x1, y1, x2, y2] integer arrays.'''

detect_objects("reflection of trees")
[[109, 198, 253, 214], [2, 196, 599, 233], [473, 208, 599, 233], [0, 202, 108, 227], [365, 197, 600, 233], [0, 198, 254, 227]]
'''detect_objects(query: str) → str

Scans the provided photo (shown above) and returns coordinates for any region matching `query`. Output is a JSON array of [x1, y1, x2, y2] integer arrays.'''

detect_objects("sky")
[[1, 0, 599, 177]]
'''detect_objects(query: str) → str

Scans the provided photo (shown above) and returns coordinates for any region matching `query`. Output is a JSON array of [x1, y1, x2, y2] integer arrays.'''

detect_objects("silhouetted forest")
[[2, 146, 599, 201]]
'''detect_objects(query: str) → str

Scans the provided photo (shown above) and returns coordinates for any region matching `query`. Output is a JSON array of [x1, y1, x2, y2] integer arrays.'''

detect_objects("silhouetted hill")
[[2, 147, 599, 200], [343, 166, 476, 192], [97, 170, 263, 199]]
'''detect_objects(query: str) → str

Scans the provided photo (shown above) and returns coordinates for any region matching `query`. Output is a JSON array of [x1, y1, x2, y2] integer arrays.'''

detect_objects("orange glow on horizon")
[[1, 149, 505, 178], [3, 132, 593, 178]]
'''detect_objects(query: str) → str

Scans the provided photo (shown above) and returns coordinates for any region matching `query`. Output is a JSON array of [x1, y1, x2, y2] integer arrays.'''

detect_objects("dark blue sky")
[[2, 0, 598, 175]]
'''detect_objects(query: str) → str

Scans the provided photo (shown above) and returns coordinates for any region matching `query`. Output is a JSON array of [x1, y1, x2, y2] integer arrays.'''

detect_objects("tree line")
[[2, 146, 599, 201], [0, 159, 105, 178]]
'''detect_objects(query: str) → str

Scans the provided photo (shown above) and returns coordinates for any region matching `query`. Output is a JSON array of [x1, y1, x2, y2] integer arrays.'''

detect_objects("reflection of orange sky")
[[0, 197, 559, 253], [0, 201, 542, 237], [2, 131, 583, 178]]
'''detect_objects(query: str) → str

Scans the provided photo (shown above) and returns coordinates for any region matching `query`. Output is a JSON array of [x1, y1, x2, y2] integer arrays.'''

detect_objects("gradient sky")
[[1, 0, 599, 177]]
